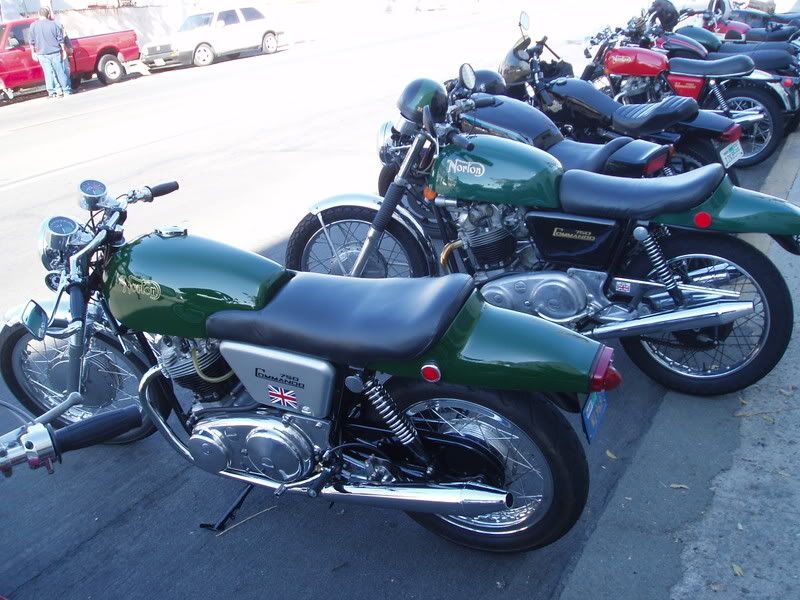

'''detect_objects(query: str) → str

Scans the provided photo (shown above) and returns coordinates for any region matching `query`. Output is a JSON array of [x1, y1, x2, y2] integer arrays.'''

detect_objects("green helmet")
[[397, 78, 448, 125]]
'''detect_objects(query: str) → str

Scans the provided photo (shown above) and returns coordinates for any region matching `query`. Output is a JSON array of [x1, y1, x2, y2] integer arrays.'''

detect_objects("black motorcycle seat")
[[669, 55, 755, 77], [746, 26, 797, 42], [611, 96, 699, 137], [707, 49, 794, 72], [559, 163, 725, 219], [548, 137, 631, 173], [206, 272, 475, 366], [718, 41, 798, 54]]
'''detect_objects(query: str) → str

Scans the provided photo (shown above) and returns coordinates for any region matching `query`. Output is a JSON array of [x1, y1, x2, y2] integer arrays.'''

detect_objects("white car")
[[141, 6, 283, 69]]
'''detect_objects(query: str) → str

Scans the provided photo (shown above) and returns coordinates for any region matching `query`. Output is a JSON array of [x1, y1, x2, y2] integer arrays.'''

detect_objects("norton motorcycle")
[[584, 19, 791, 166], [498, 12, 746, 179], [287, 72, 800, 397], [0, 179, 624, 553]]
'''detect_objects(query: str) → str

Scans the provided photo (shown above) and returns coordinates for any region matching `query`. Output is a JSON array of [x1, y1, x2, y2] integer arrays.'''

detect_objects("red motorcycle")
[[585, 23, 784, 165]]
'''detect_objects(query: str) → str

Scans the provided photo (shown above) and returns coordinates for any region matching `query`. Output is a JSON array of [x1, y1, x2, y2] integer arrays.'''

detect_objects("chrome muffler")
[[588, 301, 754, 340]]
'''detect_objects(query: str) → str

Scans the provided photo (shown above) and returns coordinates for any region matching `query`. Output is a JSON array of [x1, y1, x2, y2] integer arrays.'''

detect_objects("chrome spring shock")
[[633, 226, 683, 303], [709, 80, 730, 112], [362, 377, 428, 462]]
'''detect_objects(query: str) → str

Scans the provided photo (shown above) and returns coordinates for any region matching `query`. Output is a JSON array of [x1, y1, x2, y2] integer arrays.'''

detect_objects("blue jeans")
[[38, 52, 71, 96]]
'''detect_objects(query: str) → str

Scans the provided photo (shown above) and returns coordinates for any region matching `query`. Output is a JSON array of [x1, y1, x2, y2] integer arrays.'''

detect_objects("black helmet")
[[397, 78, 448, 125], [651, 0, 679, 31], [474, 70, 507, 95]]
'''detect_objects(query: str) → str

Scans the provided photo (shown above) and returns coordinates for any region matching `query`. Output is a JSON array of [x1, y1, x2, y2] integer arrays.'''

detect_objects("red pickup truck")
[[0, 18, 140, 100]]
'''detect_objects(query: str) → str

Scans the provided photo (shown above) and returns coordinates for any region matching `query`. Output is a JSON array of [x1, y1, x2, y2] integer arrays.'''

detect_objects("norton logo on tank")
[[610, 55, 634, 64], [116, 273, 162, 301], [447, 159, 486, 177]]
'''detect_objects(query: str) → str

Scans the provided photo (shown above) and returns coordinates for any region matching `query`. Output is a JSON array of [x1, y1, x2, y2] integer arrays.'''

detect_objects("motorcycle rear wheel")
[[388, 379, 589, 553], [621, 233, 792, 395]]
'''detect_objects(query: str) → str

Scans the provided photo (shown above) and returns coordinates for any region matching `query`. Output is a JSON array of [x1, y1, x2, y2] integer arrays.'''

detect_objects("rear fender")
[[653, 177, 800, 236], [309, 193, 438, 275], [371, 293, 605, 406], [726, 73, 793, 110]]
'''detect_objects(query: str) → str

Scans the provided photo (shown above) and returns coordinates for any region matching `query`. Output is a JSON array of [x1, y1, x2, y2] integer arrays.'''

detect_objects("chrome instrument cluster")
[[37, 215, 81, 271]]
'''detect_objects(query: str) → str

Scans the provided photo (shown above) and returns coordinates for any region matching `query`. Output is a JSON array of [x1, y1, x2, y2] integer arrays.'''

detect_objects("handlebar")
[[446, 129, 474, 151], [147, 181, 179, 199]]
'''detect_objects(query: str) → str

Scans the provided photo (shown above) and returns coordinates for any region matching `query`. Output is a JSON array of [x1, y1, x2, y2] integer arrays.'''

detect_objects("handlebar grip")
[[473, 96, 495, 108], [68, 285, 86, 324], [538, 88, 555, 107], [447, 131, 474, 151], [147, 181, 179, 198], [373, 182, 405, 232], [53, 405, 142, 454]]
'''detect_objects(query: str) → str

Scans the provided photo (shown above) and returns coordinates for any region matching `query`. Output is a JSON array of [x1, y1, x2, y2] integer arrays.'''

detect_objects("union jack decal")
[[268, 386, 298, 409]]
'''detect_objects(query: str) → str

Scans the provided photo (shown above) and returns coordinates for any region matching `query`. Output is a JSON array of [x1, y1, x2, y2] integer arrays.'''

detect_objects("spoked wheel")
[[285, 206, 430, 277], [621, 233, 792, 395], [669, 139, 740, 186], [0, 325, 159, 443], [389, 381, 589, 553]]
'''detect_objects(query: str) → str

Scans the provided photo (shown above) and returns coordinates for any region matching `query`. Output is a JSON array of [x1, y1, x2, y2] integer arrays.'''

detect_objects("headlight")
[[376, 120, 394, 160], [38, 215, 79, 270]]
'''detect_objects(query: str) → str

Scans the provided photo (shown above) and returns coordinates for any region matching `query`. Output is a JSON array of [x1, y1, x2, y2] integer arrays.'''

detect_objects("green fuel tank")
[[102, 232, 291, 338], [430, 134, 562, 208]]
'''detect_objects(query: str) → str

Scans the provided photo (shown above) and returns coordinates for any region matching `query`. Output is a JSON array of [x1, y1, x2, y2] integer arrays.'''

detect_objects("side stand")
[[200, 484, 254, 533]]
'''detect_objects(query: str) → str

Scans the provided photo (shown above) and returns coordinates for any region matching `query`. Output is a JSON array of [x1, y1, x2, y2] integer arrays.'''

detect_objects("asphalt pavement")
[[1, 2, 798, 599]]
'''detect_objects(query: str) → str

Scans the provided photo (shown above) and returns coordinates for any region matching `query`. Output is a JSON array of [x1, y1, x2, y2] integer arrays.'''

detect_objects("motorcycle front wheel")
[[0, 324, 163, 444], [285, 205, 431, 277], [388, 379, 589, 553], [621, 233, 792, 396]]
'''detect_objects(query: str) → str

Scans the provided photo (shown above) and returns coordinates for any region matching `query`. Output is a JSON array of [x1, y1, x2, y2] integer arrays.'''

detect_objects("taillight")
[[590, 346, 622, 392], [644, 151, 668, 177], [718, 123, 742, 143]]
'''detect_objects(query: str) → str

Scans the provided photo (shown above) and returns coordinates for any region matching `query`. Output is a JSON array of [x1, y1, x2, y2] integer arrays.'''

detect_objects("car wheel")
[[96, 55, 125, 85], [262, 32, 278, 54], [193, 43, 216, 67]]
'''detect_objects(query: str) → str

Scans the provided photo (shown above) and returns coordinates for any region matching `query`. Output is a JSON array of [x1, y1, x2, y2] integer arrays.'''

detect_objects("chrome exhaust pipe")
[[588, 301, 754, 340]]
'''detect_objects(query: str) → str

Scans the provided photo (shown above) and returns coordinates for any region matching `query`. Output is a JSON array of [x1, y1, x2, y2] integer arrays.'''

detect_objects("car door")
[[239, 7, 267, 48], [3, 22, 44, 89], [213, 9, 242, 54]]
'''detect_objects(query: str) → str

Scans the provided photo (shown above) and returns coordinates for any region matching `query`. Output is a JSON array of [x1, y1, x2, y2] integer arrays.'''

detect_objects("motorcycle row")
[[2, 0, 800, 555]]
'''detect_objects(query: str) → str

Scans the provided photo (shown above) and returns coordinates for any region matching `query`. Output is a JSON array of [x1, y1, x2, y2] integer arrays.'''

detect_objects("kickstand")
[[200, 484, 254, 533]]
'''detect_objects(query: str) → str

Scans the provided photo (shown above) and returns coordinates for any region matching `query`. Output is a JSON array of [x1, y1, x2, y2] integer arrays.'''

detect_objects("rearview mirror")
[[21, 301, 48, 340], [459, 63, 476, 91], [519, 11, 530, 32]]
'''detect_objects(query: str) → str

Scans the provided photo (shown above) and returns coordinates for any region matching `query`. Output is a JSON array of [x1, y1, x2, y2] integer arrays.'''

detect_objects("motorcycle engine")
[[155, 336, 237, 401], [458, 204, 522, 269], [188, 413, 331, 483], [617, 76, 650, 103]]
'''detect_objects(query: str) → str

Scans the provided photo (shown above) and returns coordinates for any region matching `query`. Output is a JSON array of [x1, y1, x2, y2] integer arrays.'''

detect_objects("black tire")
[[285, 205, 431, 277], [378, 162, 442, 239], [96, 54, 124, 85], [621, 233, 793, 395], [261, 32, 278, 54], [704, 86, 784, 167], [670, 137, 740, 185], [193, 43, 215, 67], [387, 379, 589, 553], [786, 112, 800, 133], [0, 324, 166, 444]]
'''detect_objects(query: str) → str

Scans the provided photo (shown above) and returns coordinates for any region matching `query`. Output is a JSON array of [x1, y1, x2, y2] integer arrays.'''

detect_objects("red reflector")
[[644, 152, 668, 176], [718, 123, 742, 143], [420, 363, 441, 383], [590, 346, 622, 392], [694, 211, 712, 228], [783, 78, 795, 88]]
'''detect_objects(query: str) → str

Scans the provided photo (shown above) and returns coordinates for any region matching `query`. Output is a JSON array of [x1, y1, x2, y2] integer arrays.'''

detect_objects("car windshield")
[[178, 13, 213, 32]]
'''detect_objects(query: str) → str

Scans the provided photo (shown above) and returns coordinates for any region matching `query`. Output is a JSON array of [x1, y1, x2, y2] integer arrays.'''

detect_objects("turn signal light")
[[718, 123, 742, 143], [644, 153, 668, 176], [423, 186, 437, 201], [589, 346, 622, 392]]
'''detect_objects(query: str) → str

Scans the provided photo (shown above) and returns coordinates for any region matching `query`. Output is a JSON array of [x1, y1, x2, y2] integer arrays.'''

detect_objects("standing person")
[[29, 7, 72, 98]]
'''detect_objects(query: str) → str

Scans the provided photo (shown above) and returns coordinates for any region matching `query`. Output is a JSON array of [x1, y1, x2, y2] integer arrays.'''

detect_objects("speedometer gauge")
[[38, 215, 80, 270], [48, 216, 79, 236]]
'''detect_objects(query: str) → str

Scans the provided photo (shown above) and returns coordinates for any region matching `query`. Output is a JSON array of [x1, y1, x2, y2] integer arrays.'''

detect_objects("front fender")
[[653, 177, 800, 236], [309, 193, 439, 275]]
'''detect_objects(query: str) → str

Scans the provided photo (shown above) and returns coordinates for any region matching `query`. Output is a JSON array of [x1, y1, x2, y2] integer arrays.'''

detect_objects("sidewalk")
[[559, 134, 800, 600]]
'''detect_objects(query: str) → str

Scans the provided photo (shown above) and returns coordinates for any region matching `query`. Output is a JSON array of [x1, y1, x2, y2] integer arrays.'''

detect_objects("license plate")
[[581, 391, 608, 444], [154, 58, 166, 67], [719, 140, 744, 168]]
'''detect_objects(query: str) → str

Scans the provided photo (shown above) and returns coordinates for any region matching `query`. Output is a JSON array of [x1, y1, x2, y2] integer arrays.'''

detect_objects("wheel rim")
[[301, 219, 414, 277], [406, 398, 554, 534], [104, 60, 121, 79], [639, 253, 769, 379], [263, 35, 277, 52], [11, 334, 142, 423], [725, 97, 772, 160], [195, 47, 213, 65]]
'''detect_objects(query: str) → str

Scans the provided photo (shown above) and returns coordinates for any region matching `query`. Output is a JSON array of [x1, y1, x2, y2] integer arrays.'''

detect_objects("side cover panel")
[[103, 233, 291, 338]]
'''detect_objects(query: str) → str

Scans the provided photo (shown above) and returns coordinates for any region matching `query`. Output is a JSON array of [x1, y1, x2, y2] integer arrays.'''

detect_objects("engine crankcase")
[[481, 272, 589, 320]]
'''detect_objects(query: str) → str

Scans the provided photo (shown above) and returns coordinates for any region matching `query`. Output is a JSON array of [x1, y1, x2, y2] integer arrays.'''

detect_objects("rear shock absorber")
[[633, 226, 683, 304], [709, 79, 730, 112], [362, 377, 429, 464]]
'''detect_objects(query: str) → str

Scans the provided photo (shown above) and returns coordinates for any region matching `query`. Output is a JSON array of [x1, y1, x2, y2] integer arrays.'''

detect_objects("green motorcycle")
[[0, 179, 622, 553], [287, 70, 800, 396]]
